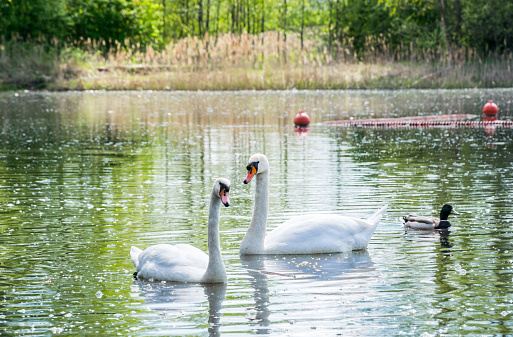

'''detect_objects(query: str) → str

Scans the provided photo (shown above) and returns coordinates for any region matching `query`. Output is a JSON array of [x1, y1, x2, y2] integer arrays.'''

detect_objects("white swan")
[[240, 153, 387, 255], [130, 178, 230, 283]]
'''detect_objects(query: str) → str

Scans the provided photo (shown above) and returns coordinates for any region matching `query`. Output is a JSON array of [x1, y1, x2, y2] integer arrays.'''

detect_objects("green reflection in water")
[[0, 90, 512, 336]]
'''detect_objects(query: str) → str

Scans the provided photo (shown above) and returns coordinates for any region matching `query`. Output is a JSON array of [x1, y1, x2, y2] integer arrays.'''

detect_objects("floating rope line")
[[325, 114, 513, 128]]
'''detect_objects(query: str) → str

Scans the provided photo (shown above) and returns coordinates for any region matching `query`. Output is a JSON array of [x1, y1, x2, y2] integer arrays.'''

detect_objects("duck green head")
[[440, 204, 459, 221]]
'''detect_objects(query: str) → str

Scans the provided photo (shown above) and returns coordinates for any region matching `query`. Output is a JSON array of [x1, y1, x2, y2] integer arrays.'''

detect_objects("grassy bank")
[[2, 33, 513, 91]]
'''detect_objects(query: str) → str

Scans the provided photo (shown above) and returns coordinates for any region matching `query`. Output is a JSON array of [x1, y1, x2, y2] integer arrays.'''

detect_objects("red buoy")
[[294, 126, 309, 135], [483, 100, 499, 116], [294, 110, 310, 127], [483, 115, 498, 122]]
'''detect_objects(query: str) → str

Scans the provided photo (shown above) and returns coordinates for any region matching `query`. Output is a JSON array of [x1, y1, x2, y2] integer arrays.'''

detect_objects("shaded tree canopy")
[[1, 0, 512, 56]]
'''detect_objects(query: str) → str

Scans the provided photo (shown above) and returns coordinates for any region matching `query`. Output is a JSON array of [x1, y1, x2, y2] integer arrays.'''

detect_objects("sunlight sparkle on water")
[[1, 89, 513, 335]]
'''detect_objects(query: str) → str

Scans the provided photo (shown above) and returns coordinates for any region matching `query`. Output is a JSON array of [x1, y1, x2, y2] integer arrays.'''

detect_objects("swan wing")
[[264, 214, 377, 254], [130, 246, 143, 269], [135, 244, 209, 282]]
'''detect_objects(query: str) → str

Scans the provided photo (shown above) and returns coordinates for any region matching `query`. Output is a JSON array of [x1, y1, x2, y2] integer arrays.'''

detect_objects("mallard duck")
[[402, 204, 459, 230]]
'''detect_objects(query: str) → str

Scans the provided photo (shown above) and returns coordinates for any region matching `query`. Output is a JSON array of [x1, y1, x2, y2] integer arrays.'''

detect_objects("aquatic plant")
[[2, 32, 513, 90]]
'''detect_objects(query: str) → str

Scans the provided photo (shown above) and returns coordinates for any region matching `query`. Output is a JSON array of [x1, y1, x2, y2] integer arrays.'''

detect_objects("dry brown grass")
[[3, 32, 513, 90]]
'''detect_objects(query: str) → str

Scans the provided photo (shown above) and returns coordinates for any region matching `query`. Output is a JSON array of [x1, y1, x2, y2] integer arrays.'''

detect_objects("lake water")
[[1, 89, 513, 336]]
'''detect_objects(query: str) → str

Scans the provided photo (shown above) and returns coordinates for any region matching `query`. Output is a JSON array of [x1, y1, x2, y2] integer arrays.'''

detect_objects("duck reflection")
[[240, 251, 374, 333], [438, 230, 453, 249], [133, 280, 226, 336], [403, 228, 453, 249]]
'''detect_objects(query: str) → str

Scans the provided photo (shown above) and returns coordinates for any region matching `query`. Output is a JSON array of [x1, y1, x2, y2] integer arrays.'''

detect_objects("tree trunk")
[[454, 0, 462, 44], [439, 0, 451, 55], [206, 0, 210, 34], [261, 0, 265, 34], [301, 0, 305, 50], [230, 3, 235, 33], [162, 0, 166, 41], [198, 0, 203, 36], [260, 0, 265, 65], [328, 0, 333, 55], [215, 0, 221, 39], [185, 0, 190, 30], [283, 0, 287, 41], [283, 0, 287, 63], [236, 0, 241, 34]]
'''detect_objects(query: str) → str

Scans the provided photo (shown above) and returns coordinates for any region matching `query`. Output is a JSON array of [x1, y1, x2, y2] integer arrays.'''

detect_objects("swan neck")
[[241, 171, 269, 254], [254, 171, 269, 231], [203, 194, 226, 282]]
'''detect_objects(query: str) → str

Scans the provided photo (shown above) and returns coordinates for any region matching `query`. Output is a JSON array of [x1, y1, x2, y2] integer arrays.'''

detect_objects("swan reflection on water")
[[132, 280, 226, 336], [241, 250, 374, 281], [131, 252, 375, 336], [240, 251, 374, 334]]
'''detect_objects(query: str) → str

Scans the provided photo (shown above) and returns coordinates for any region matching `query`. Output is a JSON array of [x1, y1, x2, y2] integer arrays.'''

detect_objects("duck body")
[[130, 178, 230, 283], [402, 204, 458, 230], [240, 153, 387, 255], [401, 218, 449, 230]]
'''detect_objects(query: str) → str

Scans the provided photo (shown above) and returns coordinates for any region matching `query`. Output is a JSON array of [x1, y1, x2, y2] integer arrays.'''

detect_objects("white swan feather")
[[130, 178, 230, 283], [240, 153, 387, 255]]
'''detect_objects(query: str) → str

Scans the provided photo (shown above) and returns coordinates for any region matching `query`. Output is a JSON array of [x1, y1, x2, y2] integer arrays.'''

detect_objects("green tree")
[[461, 0, 513, 53], [2, 0, 513, 58], [0, 0, 70, 42], [67, 0, 148, 52]]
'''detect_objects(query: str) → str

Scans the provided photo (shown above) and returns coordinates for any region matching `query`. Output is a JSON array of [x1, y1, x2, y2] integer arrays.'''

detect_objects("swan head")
[[213, 178, 230, 207], [243, 153, 269, 184]]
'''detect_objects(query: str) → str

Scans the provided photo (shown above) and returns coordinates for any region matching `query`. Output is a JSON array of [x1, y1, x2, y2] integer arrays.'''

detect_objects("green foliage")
[[329, 0, 393, 56], [381, 0, 513, 55], [1, 0, 513, 56], [461, 0, 513, 53], [0, 0, 71, 42], [67, 0, 149, 52], [384, 1, 441, 50]]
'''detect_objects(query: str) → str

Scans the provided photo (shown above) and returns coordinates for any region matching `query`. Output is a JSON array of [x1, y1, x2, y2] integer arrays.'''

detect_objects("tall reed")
[[2, 32, 513, 90]]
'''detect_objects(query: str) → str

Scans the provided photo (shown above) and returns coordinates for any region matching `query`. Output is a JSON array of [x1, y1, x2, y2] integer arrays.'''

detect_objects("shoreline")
[[46, 66, 513, 92], [3, 34, 513, 91], [4, 62, 512, 92], [6, 87, 513, 93]]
